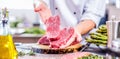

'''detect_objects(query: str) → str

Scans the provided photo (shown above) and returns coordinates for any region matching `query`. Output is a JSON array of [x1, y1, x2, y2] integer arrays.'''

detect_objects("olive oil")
[[0, 34, 18, 59], [0, 8, 18, 59]]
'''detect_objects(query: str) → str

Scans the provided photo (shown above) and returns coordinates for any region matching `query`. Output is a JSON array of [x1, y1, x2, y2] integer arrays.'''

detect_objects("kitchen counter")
[[13, 34, 42, 43], [16, 43, 120, 59], [18, 54, 63, 59], [18, 48, 120, 59], [16, 43, 63, 59]]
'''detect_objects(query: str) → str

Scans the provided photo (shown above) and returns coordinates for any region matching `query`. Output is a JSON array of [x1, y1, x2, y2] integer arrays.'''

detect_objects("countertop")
[[16, 43, 120, 59], [18, 54, 63, 59]]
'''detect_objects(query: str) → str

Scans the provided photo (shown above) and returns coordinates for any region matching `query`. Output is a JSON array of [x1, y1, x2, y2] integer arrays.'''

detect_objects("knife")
[[80, 43, 91, 52]]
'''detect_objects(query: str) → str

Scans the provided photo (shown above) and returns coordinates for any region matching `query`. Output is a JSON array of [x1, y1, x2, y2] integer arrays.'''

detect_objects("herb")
[[18, 51, 26, 56], [27, 51, 36, 56], [18, 51, 36, 56], [77, 54, 104, 59]]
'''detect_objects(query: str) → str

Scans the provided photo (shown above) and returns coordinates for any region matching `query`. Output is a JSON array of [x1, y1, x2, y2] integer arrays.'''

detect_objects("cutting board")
[[32, 43, 83, 54]]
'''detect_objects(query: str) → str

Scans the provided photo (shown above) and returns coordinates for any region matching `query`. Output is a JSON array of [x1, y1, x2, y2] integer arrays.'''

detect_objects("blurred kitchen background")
[[0, 0, 36, 28], [0, 0, 49, 34], [0, 0, 48, 43], [0, 0, 120, 43]]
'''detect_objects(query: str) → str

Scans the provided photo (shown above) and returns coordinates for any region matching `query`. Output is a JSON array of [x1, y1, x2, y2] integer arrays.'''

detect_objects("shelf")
[[13, 34, 43, 43]]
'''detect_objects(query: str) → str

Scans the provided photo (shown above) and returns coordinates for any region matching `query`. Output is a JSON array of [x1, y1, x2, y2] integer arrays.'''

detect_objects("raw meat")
[[37, 36, 50, 45], [37, 15, 82, 48], [46, 15, 60, 38], [50, 27, 76, 48], [61, 52, 90, 59], [34, 2, 82, 48], [59, 27, 81, 48]]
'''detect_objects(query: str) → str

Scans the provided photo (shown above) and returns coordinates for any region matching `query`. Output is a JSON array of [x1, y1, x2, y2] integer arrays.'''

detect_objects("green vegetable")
[[90, 33, 107, 37], [86, 25, 108, 46], [86, 38, 107, 44], [101, 33, 107, 36], [90, 34, 107, 40], [77, 54, 104, 59], [96, 29, 107, 33], [27, 51, 35, 56], [18, 51, 36, 56], [18, 51, 26, 56], [96, 25, 107, 33], [99, 25, 107, 31], [24, 27, 45, 34], [85, 37, 107, 46]]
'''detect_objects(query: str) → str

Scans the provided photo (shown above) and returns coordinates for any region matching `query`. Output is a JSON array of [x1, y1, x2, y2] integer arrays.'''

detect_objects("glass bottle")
[[0, 8, 18, 59]]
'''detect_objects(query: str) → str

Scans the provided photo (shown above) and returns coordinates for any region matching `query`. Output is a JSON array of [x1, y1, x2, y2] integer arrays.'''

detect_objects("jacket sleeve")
[[80, 0, 106, 27]]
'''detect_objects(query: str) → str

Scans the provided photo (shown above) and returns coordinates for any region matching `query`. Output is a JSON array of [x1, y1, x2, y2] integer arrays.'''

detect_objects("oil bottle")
[[0, 8, 18, 59]]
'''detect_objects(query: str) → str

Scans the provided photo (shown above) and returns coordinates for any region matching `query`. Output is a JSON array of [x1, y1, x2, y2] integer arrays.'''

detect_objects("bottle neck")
[[0, 8, 10, 35], [0, 20, 10, 35]]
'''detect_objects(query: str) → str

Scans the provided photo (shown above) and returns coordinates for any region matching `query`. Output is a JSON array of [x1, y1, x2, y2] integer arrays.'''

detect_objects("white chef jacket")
[[43, 0, 106, 28]]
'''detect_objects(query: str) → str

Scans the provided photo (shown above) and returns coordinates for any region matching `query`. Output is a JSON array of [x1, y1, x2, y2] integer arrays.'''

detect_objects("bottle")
[[0, 8, 18, 59]]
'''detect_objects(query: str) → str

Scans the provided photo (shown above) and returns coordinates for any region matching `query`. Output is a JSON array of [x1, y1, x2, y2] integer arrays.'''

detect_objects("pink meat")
[[35, 4, 82, 48], [36, 16, 81, 48], [50, 27, 76, 48], [61, 52, 90, 59], [37, 36, 50, 45], [46, 15, 60, 38], [37, 15, 82, 48], [34, 1, 82, 48]]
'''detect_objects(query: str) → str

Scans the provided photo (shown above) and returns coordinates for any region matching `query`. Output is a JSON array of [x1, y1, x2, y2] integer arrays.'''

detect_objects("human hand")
[[74, 27, 82, 42], [33, 0, 52, 23], [60, 27, 82, 48]]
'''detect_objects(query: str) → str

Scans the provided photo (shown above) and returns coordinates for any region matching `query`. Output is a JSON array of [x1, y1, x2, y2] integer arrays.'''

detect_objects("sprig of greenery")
[[18, 50, 36, 56]]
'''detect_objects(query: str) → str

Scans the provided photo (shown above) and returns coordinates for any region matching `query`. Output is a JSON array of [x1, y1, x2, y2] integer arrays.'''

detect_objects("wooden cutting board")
[[32, 43, 83, 54]]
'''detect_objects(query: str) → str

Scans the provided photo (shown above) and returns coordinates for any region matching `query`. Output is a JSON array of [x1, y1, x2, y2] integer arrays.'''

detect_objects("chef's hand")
[[74, 27, 82, 42], [34, 0, 52, 23], [60, 28, 82, 48], [60, 20, 95, 48]]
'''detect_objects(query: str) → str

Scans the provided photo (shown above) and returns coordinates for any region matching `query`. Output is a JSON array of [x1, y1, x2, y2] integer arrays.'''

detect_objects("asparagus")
[[77, 54, 104, 59], [90, 35, 107, 40], [90, 33, 107, 37], [96, 25, 107, 33], [98, 25, 107, 31], [101, 33, 107, 36], [86, 38, 107, 44], [86, 25, 108, 46], [96, 29, 107, 33]]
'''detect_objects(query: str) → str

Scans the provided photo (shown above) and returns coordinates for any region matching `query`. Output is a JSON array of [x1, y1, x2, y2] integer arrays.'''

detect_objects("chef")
[[34, 0, 106, 48]]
